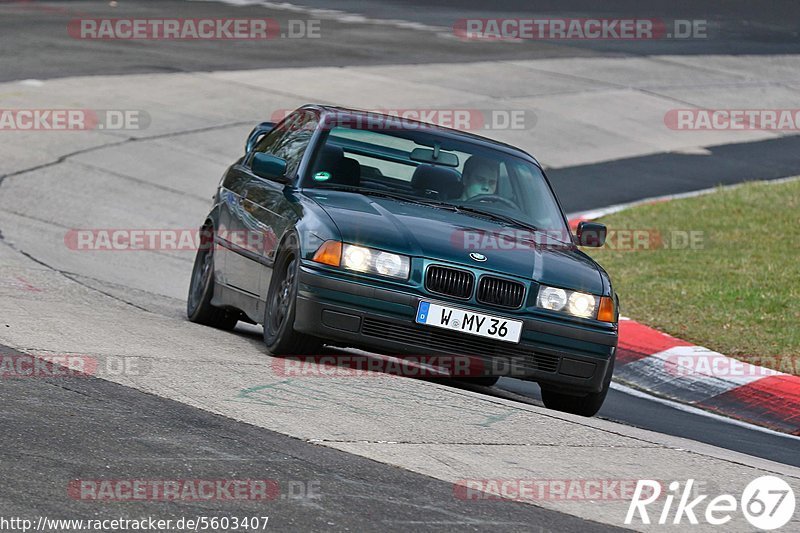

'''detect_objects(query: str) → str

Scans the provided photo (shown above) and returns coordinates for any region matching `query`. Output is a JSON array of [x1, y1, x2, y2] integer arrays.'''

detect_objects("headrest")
[[315, 144, 345, 170], [339, 157, 361, 187], [313, 144, 360, 186], [411, 164, 463, 200]]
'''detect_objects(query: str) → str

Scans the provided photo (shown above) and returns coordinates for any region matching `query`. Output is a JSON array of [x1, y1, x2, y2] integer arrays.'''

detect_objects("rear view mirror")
[[251, 153, 288, 183], [576, 221, 607, 247], [410, 147, 459, 167], [245, 121, 276, 154]]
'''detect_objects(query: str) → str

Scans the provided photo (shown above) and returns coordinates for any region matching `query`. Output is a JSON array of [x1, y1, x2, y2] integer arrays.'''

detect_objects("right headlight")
[[536, 285, 615, 322], [313, 241, 410, 280]]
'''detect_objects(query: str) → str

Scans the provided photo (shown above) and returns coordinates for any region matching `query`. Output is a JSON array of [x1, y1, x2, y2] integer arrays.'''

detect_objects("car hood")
[[306, 191, 605, 294]]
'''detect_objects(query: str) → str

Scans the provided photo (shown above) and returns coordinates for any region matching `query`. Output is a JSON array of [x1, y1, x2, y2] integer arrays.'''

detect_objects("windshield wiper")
[[313, 185, 540, 233], [450, 204, 538, 232], [313, 185, 459, 210]]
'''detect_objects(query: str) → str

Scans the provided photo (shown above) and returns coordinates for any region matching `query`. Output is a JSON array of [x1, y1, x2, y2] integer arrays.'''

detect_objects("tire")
[[187, 225, 239, 330], [263, 235, 321, 355], [541, 358, 614, 417]]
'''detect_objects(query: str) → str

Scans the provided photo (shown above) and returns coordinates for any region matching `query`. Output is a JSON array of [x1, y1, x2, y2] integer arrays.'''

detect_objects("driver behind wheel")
[[460, 155, 499, 200]]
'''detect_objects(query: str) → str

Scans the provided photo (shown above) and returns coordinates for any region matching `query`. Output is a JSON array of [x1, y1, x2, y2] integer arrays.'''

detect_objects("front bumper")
[[294, 266, 617, 394]]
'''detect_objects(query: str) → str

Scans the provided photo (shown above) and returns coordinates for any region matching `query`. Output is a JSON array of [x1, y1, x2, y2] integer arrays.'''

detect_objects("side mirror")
[[251, 152, 288, 183], [245, 121, 276, 154], [576, 221, 607, 247]]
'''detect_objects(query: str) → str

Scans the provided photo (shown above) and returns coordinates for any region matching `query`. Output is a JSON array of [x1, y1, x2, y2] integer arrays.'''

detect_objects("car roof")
[[301, 104, 542, 168]]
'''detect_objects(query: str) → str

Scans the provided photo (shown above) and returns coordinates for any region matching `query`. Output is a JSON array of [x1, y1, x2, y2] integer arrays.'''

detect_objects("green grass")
[[586, 179, 800, 373]]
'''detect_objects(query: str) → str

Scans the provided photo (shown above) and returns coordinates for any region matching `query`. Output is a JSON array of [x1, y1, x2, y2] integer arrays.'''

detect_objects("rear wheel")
[[263, 237, 321, 355], [187, 225, 239, 330], [541, 359, 614, 417]]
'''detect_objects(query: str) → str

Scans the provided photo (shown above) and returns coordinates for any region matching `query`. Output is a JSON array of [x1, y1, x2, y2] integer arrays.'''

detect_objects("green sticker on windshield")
[[313, 171, 331, 181]]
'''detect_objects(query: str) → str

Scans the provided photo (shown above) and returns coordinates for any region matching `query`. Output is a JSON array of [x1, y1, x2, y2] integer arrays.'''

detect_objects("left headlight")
[[313, 241, 410, 280], [537, 284, 614, 322]]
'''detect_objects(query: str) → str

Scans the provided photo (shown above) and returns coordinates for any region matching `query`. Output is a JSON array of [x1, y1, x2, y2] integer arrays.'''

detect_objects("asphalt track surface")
[[498, 379, 800, 469], [549, 135, 800, 213], [2, 0, 800, 531], [2, 0, 800, 82], [0, 342, 620, 532]]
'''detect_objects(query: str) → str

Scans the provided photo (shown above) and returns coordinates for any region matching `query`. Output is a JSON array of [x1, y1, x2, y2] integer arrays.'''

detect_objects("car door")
[[227, 110, 319, 303], [215, 165, 251, 291]]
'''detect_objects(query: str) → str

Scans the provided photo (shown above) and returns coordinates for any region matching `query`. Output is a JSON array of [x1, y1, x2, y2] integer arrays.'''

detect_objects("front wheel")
[[187, 226, 239, 330], [541, 359, 614, 417], [263, 238, 321, 355]]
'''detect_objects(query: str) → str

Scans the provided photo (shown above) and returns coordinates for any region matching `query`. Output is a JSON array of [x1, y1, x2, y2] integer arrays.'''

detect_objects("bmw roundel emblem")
[[470, 252, 487, 262]]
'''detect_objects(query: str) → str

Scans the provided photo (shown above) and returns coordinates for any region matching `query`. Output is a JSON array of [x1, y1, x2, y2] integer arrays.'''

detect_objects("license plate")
[[415, 301, 523, 343]]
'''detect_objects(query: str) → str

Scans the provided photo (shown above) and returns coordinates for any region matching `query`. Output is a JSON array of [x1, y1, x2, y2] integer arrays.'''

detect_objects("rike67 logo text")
[[626, 477, 795, 530]]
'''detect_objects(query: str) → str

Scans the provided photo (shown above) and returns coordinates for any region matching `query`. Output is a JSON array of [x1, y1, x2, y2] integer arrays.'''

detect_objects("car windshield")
[[303, 121, 568, 235]]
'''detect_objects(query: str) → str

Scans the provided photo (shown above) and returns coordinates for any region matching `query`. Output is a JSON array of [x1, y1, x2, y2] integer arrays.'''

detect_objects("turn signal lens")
[[597, 296, 616, 323], [312, 240, 342, 266]]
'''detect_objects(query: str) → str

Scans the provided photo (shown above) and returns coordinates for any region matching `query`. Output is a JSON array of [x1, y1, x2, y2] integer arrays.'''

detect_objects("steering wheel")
[[468, 194, 520, 210]]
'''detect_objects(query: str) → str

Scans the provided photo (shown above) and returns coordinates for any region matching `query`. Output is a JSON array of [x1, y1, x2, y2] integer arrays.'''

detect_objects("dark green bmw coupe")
[[188, 105, 618, 416]]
